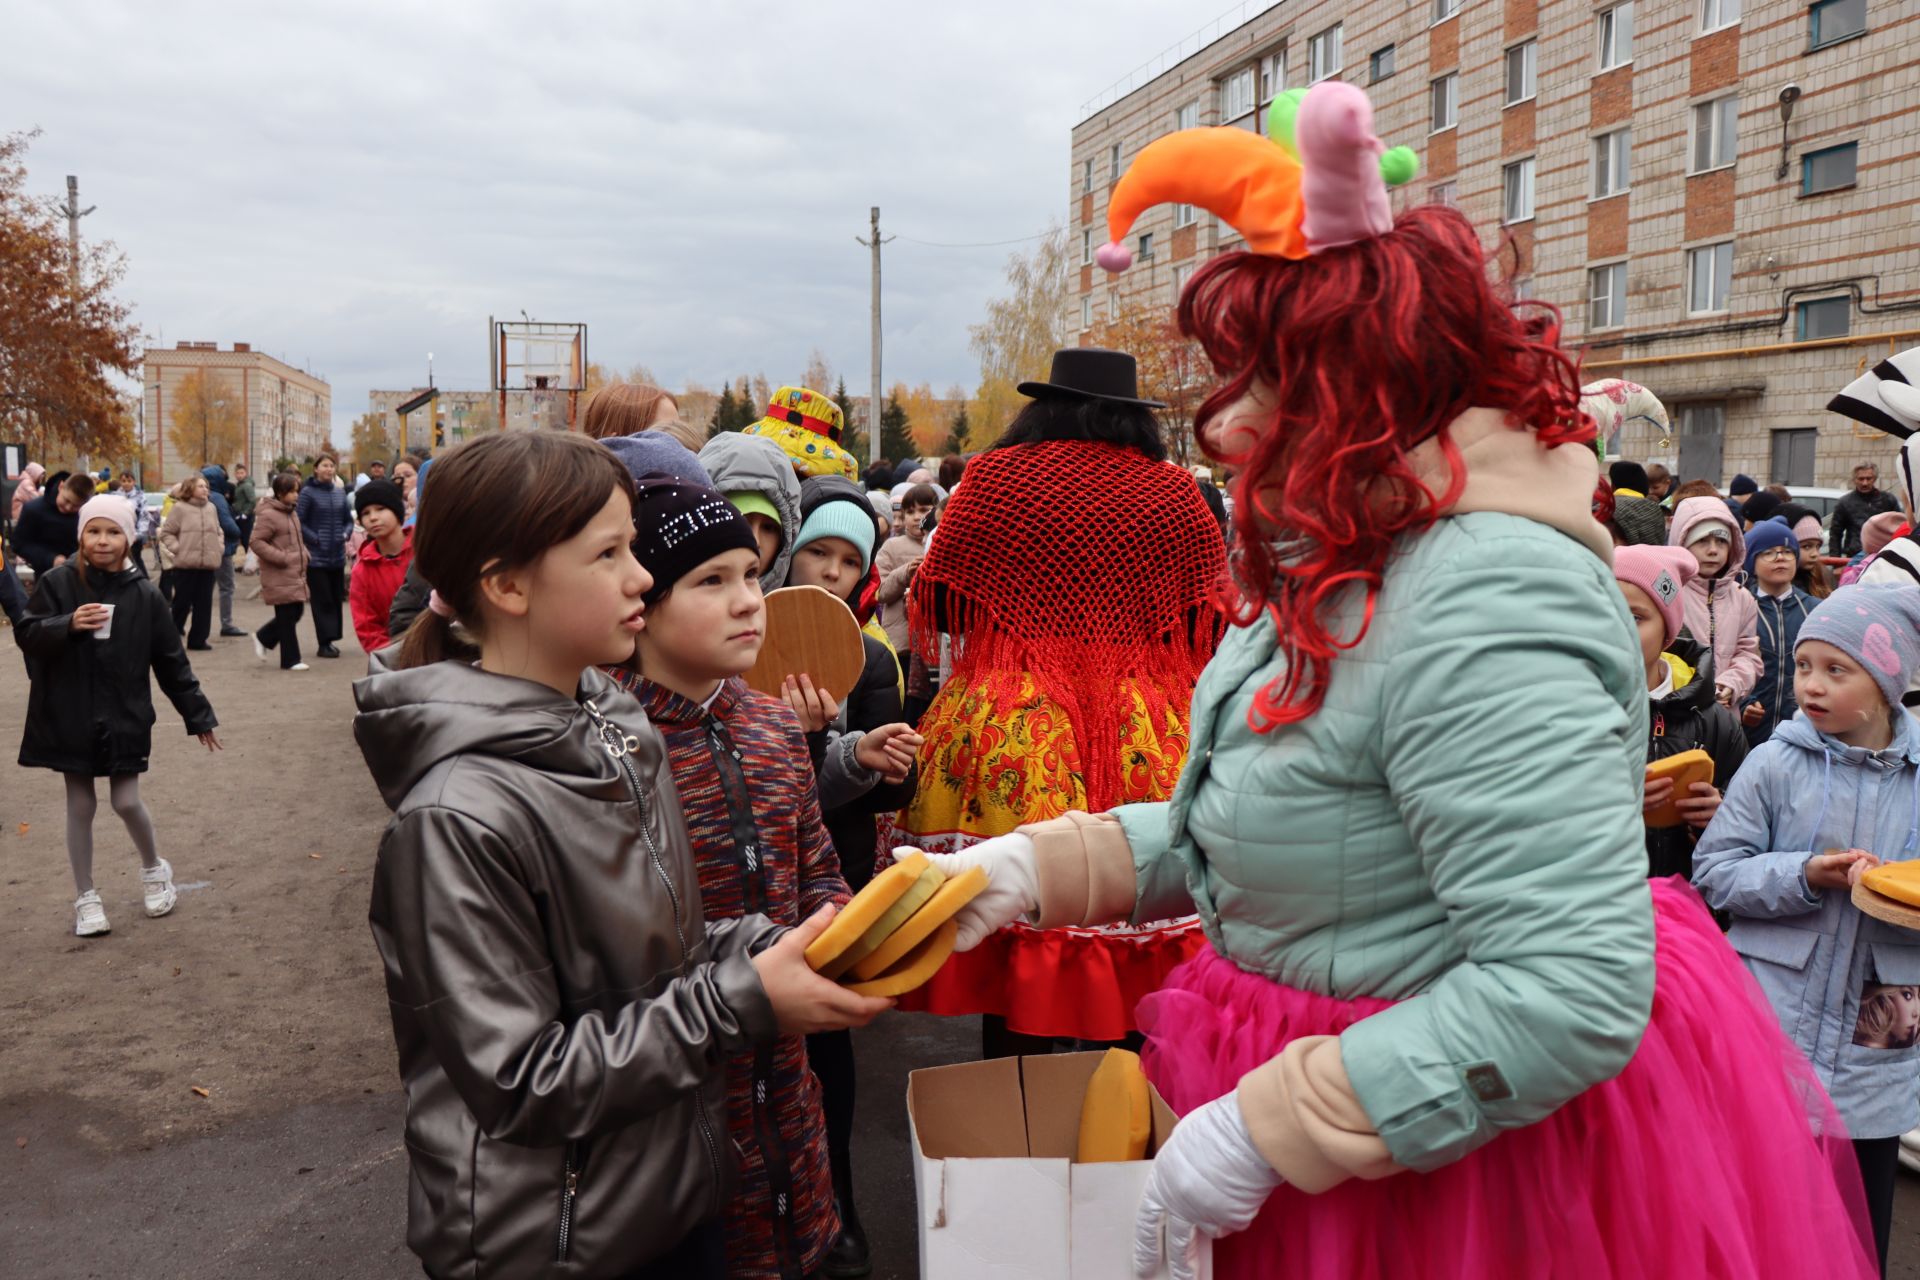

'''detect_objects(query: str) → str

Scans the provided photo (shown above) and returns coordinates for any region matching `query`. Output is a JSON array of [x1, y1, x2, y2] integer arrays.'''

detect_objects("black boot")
[[817, 1161, 870, 1277]]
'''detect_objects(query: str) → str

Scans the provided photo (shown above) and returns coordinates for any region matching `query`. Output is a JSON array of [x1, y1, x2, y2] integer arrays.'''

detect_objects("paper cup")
[[93, 603, 115, 640]]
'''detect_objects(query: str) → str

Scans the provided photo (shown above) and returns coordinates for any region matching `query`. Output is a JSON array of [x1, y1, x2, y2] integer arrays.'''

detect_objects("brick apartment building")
[[1070, 0, 1917, 488], [141, 342, 331, 487]]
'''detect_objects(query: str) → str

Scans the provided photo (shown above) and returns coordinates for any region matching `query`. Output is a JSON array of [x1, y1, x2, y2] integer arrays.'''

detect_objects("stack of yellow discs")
[[803, 853, 989, 997]]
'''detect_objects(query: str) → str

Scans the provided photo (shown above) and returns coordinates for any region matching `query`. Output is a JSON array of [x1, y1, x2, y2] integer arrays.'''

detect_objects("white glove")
[[1134, 1089, 1283, 1280], [891, 834, 1038, 951]]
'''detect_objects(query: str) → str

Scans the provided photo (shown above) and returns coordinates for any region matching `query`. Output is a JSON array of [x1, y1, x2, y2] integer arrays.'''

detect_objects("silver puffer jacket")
[[355, 659, 782, 1279]]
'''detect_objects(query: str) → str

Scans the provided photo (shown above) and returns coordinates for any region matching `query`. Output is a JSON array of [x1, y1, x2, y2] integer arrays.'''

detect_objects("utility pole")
[[855, 207, 893, 467], [62, 176, 96, 469]]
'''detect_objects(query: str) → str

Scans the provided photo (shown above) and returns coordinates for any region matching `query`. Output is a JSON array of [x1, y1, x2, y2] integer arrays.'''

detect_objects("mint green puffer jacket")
[[1115, 507, 1656, 1171]]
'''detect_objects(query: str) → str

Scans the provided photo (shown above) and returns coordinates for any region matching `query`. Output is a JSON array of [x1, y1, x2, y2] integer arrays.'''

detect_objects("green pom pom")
[[1379, 146, 1419, 186], [1266, 89, 1307, 158]]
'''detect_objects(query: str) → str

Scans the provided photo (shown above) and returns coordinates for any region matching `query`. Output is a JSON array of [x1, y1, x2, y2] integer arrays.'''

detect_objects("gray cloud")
[[4, 0, 1215, 441]]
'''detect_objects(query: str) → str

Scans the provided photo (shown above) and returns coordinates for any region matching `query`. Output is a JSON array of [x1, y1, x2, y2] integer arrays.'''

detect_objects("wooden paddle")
[[742, 585, 867, 704]]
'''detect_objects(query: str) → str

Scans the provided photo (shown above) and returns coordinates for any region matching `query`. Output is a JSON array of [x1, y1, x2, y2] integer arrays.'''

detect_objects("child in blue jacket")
[[1741, 517, 1819, 747], [1694, 583, 1920, 1273]]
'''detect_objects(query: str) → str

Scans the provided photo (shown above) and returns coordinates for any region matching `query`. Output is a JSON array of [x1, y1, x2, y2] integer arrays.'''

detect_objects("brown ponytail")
[[389, 432, 635, 670]]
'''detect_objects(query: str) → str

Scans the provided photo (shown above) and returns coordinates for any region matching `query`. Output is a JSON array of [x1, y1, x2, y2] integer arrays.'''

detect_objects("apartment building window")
[[1810, 0, 1866, 48], [1513, 276, 1536, 301], [1503, 157, 1536, 223], [1431, 73, 1458, 132], [1598, 3, 1635, 69], [1702, 0, 1740, 30], [1222, 67, 1257, 128], [1686, 241, 1734, 313], [1505, 41, 1537, 104], [1690, 96, 1738, 172], [1109, 142, 1122, 182], [1083, 157, 1093, 194], [1081, 297, 1092, 330], [1370, 45, 1396, 82], [1590, 262, 1628, 329], [1177, 101, 1198, 131], [1797, 296, 1851, 339], [1434, 0, 1461, 22], [1173, 263, 1196, 295], [1309, 24, 1343, 81], [1771, 428, 1817, 487], [1593, 128, 1632, 197], [1137, 232, 1155, 261], [1259, 51, 1287, 106], [1678, 404, 1725, 484], [1081, 229, 1093, 265], [1802, 142, 1858, 193], [1175, 202, 1198, 228], [1429, 180, 1459, 207]]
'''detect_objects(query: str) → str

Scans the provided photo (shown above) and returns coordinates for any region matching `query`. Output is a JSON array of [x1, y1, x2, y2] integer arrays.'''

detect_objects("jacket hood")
[[1654, 636, 1719, 711], [1770, 707, 1920, 765], [1668, 496, 1747, 581], [357, 525, 412, 563], [352, 660, 626, 810], [697, 432, 803, 588], [201, 464, 226, 483], [1404, 408, 1613, 563]]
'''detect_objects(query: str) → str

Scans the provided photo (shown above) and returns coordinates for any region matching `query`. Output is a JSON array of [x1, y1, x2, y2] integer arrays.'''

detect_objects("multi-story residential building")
[[141, 342, 331, 486], [366, 388, 551, 454], [1071, 0, 1917, 487]]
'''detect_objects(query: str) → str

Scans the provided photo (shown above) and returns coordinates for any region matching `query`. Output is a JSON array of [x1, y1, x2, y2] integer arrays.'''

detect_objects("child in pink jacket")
[[1668, 495, 1761, 706]]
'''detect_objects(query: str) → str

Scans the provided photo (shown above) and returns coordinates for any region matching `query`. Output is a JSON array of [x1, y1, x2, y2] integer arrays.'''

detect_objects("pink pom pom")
[[1095, 241, 1133, 273]]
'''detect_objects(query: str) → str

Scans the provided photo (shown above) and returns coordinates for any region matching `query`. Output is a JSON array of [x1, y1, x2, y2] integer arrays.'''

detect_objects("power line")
[[891, 229, 1051, 250]]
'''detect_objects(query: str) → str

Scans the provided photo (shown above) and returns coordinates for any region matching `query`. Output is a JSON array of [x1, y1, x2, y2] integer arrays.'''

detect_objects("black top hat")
[[1016, 347, 1167, 410]]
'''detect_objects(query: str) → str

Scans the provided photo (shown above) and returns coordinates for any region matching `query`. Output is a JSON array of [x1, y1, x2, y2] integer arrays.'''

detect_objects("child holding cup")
[[16, 495, 220, 937]]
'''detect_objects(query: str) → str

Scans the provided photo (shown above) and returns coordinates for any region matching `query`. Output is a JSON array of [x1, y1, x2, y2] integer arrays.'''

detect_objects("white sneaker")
[[74, 890, 110, 937], [252, 633, 267, 661], [289, 662, 310, 672], [141, 858, 177, 918]]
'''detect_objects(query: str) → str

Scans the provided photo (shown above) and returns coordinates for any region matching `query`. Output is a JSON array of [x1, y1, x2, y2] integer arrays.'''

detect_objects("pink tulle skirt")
[[1137, 878, 1877, 1280]]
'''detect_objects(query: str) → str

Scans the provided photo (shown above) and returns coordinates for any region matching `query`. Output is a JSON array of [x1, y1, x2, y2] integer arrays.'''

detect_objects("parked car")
[[1780, 486, 1847, 527]]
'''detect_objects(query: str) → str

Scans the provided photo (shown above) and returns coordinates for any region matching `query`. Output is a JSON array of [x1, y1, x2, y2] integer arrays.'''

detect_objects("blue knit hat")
[[1743, 516, 1799, 577], [1797, 584, 1920, 713], [1728, 473, 1759, 498], [793, 498, 878, 578], [601, 432, 712, 490]]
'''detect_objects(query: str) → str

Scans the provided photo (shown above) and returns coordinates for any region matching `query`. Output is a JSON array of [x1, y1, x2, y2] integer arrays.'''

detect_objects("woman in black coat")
[[18, 497, 221, 938]]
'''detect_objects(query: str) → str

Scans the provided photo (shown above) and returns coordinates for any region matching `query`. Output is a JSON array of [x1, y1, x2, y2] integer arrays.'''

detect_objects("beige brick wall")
[[1071, 0, 1920, 489], [141, 347, 330, 487]]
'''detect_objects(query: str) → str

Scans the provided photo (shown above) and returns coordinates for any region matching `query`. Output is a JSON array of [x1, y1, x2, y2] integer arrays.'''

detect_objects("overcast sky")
[[4, 0, 1255, 442]]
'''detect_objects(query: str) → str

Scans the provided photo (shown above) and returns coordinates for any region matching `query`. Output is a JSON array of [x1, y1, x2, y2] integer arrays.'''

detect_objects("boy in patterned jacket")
[[606, 476, 867, 1280]]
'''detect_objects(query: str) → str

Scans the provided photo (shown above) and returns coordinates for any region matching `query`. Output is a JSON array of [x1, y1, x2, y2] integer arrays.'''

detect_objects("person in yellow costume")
[[744, 386, 860, 481]]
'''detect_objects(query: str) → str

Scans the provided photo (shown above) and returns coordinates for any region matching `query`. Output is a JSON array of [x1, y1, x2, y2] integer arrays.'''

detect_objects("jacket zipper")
[[581, 699, 727, 1214], [555, 1142, 579, 1262]]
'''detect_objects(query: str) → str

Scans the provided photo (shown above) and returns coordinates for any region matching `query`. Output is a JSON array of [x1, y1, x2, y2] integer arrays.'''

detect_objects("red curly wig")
[[1178, 203, 1594, 733]]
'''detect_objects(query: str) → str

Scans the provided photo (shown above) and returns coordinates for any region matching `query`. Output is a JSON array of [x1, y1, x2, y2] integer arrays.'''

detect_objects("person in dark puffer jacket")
[[1614, 545, 1748, 879], [1742, 517, 1818, 747], [295, 454, 352, 658], [604, 478, 862, 1280]]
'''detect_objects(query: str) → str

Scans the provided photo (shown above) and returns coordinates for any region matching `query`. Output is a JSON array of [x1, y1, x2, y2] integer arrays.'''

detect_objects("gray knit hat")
[[1797, 584, 1920, 714], [1611, 496, 1668, 548]]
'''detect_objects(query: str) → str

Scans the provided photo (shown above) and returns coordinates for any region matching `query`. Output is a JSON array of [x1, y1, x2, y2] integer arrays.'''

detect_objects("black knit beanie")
[[630, 475, 759, 603], [354, 479, 407, 522]]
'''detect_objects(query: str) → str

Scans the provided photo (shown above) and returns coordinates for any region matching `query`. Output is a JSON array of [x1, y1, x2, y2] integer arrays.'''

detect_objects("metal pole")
[[855, 207, 892, 467]]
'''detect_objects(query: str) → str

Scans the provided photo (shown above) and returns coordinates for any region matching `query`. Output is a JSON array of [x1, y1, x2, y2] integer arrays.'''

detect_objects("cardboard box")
[[908, 1051, 1178, 1279]]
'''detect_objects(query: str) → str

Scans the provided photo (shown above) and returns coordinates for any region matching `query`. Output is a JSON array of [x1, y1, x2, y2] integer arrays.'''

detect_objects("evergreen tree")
[[833, 375, 867, 464], [708, 384, 740, 437], [879, 390, 915, 467], [943, 402, 972, 456]]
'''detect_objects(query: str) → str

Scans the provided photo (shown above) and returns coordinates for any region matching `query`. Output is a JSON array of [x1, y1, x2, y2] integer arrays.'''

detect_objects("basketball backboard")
[[490, 319, 587, 393]]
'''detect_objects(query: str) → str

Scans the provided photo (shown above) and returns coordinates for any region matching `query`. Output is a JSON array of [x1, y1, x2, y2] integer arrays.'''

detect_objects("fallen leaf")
[[190, 1086, 210, 1099], [296, 1166, 314, 1175], [171, 967, 182, 977], [15, 823, 26, 837], [14, 1137, 25, 1149], [308, 853, 323, 860]]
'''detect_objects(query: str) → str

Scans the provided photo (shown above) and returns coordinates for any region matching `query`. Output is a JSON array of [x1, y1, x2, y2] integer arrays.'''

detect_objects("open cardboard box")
[[908, 1051, 1179, 1279]]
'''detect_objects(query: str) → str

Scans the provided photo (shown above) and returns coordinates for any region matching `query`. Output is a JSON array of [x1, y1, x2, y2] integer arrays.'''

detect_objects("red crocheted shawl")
[[908, 440, 1226, 808]]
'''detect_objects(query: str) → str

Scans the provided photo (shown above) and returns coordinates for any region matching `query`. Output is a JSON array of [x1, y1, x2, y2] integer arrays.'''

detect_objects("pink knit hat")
[[1792, 515, 1824, 545], [1613, 545, 1698, 647], [1863, 511, 1905, 558]]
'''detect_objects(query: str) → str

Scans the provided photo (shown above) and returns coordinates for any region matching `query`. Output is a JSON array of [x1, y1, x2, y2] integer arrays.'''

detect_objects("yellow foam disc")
[[820, 865, 947, 981], [1862, 860, 1920, 909], [846, 865, 989, 982], [805, 852, 928, 973], [843, 920, 958, 997]]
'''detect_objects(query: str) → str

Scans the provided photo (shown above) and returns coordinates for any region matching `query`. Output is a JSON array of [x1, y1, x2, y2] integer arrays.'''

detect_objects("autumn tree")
[[968, 225, 1070, 443], [0, 130, 143, 461], [678, 382, 717, 434], [167, 368, 247, 471], [879, 389, 915, 467], [1087, 296, 1210, 467], [803, 349, 835, 394], [349, 411, 395, 465]]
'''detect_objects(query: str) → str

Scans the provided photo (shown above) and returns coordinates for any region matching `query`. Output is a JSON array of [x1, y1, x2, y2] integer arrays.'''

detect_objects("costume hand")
[[893, 834, 1039, 951], [1675, 782, 1721, 830], [855, 723, 922, 782], [69, 603, 109, 632], [781, 674, 840, 734], [1134, 1090, 1283, 1280], [752, 905, 894, 1033], [1741, 701, 1765, 727], [1808, 847, 1879, 891]]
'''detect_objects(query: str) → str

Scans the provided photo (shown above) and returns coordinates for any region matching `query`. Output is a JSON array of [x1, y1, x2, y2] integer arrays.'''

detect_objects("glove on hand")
[[1134, 1089, 1283, 1280], [892, 833, 1038, 951]]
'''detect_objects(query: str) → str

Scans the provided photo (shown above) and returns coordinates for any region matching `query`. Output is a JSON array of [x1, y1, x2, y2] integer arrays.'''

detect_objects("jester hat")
[[1828, 345, 1920, 514], [1580, 379, 1672, 452], [1097, 80, 1418, 272], [744, 385, 859, 480]]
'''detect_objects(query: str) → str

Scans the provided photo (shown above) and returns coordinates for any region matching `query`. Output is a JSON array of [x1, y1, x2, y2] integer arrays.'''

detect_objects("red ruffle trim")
[[895, 919, 1208, 1041]]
